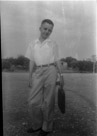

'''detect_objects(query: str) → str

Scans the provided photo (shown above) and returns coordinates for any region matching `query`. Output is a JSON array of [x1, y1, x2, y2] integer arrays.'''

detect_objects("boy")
[[25, 19, 64, 136]]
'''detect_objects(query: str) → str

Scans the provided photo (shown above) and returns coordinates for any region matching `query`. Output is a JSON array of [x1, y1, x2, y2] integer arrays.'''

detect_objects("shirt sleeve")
[[53, 42, 59, 62], [25, 42, 34, 61]]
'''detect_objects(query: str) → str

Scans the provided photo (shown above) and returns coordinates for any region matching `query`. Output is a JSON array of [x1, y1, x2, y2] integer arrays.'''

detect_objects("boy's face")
[[40, 22, 53, 40]]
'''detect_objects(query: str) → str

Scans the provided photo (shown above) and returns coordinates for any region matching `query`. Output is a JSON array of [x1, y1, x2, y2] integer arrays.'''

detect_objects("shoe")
[[27, 127, 42, 133], [38, 129, 51, 136]]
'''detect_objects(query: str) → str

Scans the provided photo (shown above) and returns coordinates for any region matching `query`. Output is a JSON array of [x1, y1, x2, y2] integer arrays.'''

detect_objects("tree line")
[[2, 55, 97, 73], [61, 57, 97, 73], [2, 55, 29, 71]]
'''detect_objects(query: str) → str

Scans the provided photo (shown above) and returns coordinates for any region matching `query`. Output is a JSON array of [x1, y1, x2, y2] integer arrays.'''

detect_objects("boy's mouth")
[[44, 33, 49, 37]]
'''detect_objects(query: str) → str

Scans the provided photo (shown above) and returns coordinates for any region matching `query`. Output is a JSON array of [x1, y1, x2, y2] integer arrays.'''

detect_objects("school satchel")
[[58, 85, 65, 114]]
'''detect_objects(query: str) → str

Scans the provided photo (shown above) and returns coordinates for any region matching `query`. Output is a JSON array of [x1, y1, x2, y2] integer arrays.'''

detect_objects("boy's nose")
[[46, 30, 50, 35], [46, 30, 49, 33]]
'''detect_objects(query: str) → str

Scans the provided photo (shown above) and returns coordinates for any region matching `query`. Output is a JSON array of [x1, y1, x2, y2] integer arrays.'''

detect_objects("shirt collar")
[[35, 38, 51, 45]]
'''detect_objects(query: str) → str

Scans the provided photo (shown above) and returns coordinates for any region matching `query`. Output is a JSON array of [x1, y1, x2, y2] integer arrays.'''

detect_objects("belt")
[[37, 63, 55, 68]]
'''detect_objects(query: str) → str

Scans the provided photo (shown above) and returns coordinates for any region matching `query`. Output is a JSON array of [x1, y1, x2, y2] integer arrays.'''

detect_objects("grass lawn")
[[2, 72, 97, 136]]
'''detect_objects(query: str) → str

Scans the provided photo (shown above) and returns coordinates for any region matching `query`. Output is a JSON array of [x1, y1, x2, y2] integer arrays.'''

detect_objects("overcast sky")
[[1, 1, 96, 60]]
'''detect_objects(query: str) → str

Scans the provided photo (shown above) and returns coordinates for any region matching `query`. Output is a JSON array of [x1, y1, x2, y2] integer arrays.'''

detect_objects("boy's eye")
[[44, 28, 52, 33]]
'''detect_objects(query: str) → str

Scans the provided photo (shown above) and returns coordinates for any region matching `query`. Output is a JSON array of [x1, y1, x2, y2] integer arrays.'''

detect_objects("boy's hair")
[[41, 19, 54, 27]]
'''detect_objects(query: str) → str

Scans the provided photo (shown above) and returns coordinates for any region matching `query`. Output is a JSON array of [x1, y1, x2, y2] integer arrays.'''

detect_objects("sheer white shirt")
[[25, 38, 59, 66]]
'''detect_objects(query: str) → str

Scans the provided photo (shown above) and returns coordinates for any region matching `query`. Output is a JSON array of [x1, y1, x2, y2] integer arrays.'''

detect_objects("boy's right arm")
[[28, 60, 35, 88]]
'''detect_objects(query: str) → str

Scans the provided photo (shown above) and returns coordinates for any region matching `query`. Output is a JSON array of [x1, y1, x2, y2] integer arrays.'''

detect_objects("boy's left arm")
[[53, 42, 64, 86], [55, 60, 64, 87]]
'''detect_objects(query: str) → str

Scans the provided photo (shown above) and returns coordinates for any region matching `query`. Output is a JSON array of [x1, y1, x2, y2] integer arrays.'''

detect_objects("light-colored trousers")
[[28, 65, 57, 132]]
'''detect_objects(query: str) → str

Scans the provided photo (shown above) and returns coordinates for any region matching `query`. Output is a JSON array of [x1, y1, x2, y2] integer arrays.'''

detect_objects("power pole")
[[91, 55, 96, 73], [93, 61, 95, 73]]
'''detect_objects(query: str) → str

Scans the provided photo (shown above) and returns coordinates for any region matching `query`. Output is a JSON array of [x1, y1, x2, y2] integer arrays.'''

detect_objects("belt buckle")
[[37, 65, 42, 68]]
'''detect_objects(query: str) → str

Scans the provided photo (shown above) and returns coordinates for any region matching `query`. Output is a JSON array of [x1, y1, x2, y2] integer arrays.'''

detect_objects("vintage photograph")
[[2, 0, 97, 136]]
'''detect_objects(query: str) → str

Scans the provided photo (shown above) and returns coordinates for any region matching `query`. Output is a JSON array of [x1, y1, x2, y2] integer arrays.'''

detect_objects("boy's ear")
[[39, 27, 41, 31]]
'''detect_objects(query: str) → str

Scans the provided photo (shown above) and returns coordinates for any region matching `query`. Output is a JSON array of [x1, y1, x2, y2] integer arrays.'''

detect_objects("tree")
[[15, 55, 25, 66], [77, 61, 93, 72], [16, 55, 29, 70], [2, 59, 11, 70], [2, 55, 29, 71], [65, 57, 77, 67], [70, 60, 78, 70]]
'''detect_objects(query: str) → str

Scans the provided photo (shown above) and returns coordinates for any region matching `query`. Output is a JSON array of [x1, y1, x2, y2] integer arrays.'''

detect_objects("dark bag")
[[58, 85, 65, 114]]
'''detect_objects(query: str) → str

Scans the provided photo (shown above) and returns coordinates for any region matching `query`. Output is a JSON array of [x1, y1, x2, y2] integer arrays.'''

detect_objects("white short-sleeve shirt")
[[25, 38, 59, 66]]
